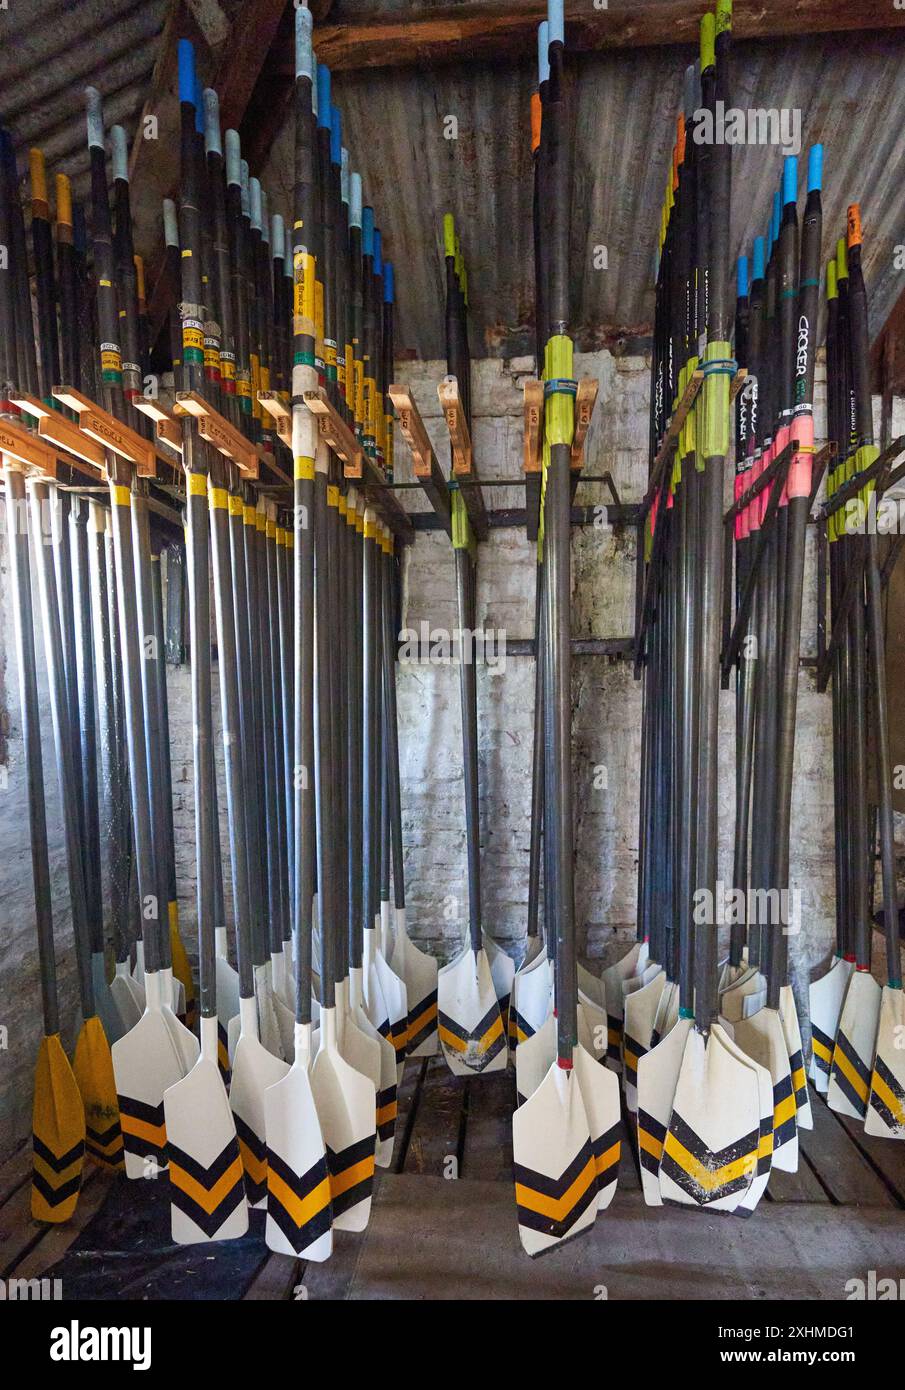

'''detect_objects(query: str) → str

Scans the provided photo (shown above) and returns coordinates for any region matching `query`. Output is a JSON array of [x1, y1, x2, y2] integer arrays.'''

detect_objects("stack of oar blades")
[[511, 0, 620, 1258]]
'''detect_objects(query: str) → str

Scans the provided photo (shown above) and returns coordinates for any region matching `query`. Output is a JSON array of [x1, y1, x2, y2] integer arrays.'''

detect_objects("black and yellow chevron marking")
[[32, 1135, 85, 1217], [390, 1021, 408, 1065], [167, 1137, 246, 1238], [497, 993, 510, 1039], [830, 1031, 870, 1117], [119, 1094, 168, 1163], [508, 1003, 535, 1049], [607, 1016, 622, 1062], [266, 1148, 332, 1252], [406, 991, 438, 1053], [788, 1048, 808, 1111], [636, 1109, 667, 1177], [755, 1113, 774, 1175], [810, 1022, 834, 1077], [623, 1033, 646, 1088], [514, 1141, 598, 1245], [772, 1073, 797, 1152], [868, 1055, 905, 1132], [660, 1111, 759, 1205], [326, 1135, 375, 1218], [593, 1121, 621, 1190], [234, 1113, 268, 1205], [217, 1021, 232, 1086], [438, 1003, 506, 1070], [86, 1116, 124, 1169], [376, 1085, 398, 1142]]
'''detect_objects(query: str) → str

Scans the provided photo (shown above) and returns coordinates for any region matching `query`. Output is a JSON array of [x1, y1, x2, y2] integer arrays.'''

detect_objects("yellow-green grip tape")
[[680, 355, 698, 461], [716, 0, 732, 38], [836, 236, 847, 282], [700, 11, 716, 70], [543, 336, 575, 447], [699, 340, 731, 463], [826, 258, 837, 301], [443, 213, 456, 259], [855, 442, 880, 518], [451, 485, 475, 556]]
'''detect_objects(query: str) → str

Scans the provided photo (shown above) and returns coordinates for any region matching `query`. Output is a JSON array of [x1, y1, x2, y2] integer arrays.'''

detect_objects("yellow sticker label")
[[228, 493, 242, 515], [208, 486, 228, 510], [327, 484, 339, 508], [111, 484, 131, 508], [101, 348, 122, 374], [187, 472, 207, 495], [295, 455, 315, 481], [181, 248, 192, 258], [243, 504, 256, 525]]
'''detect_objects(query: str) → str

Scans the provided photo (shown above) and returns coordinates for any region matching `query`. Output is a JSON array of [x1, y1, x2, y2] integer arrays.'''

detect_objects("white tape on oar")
[[827, 971, 881, 1121], [438, 946, 508, 1076], [808, 956, 853, 1093], [865, 986, 905, 1139], [163, 1015, 249, 1244]]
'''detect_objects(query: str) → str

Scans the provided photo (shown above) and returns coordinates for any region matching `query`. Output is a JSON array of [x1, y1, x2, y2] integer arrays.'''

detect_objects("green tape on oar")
[[451, 485, 476, 557], [543, 335, 575, 446], [699, 341, 734, 465]]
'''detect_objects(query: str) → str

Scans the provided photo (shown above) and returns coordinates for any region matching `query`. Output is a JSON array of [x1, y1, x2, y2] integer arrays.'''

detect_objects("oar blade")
[[866, 986, 905, 1139], [515, 1010, 556, 1106], [714, 1028, 774, 1216], [808, 956, 853, 1093], [659, 1026, 760, 1213], [349, 1002, 398, 1167], [112, 1006, 186, 1178], [513, 1060, 598, 1256], [373, 948, 408, 1077], [636, 1014, 692, 1206], [438, 947, 507, 1075], [168, 902, 197, 1030], [264, 1062, 333, 1260], [310, 1043, 377, 1232], [32, 1035, 86, 1223], [230, 1031, 290, 1207], [574, 1043, 621, 1211], [623, 969, 667, 1113], [734, 1007, 798, 1173], [483, 932, 515, 1038], [73, 1016, 123, 1170], [163, 1057, 249, 1244], [827, 972, 881, 1121], [509, 951, 552, 1051], [779, 985, 812, 1131], [390, 911, 439, 1056]]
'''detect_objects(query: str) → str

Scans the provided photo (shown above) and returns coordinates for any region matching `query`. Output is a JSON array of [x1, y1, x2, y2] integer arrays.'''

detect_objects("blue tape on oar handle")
[[701, 357, 737, 377], [782, 155, 797, 207], [384, 261, 394, 304], [317, 64, 331, 129], [544, 378, 577, 398], [538, 21, 549, 83], [330, 104, 342, 165], [178, 40, 196, 106], [808, 143, 823, 193], [373, 229, 383, 276], [771, 190, 781, 245], [737, 255, 748, 299], [362, 206, 374, 256], [548, 0, 564, 46], [752, 235, 765, 281]]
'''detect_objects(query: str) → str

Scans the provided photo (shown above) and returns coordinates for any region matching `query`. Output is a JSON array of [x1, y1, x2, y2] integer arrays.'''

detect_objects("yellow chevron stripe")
[[595, 1141, 620, 1178], [238, 1140, 268, 1188], [33, 1150, 83, 1189], [662, 1131, 757, 1192], [774, 1093, 797, 1130], [409, 1001, 438, 1037], [638, 1126, 664, 1163], [812, 1037, 833, 1064], [169, 1156, 244, 1215], [623, 1047, 639, 1069], [791, 1065, 806, 1094], [515, 1155, 596, 1222], [758, 1128, 774, 1161], [439, 1025, 468, 1053], [832, 1042, 870, 1103], [267, 1166, 331, 1228], [870, 1069, 905, 1127], [330, 1155, 374, 1200], [120, 1114, 167, 1149], [376, 1099, 398, 1128], [478, 1014, 505, 1052]]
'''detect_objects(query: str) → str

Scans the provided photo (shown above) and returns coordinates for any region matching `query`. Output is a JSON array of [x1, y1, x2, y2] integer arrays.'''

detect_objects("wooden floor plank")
[[402, 1057, 467, 1178], [835, 1114, 905, 1207], [766, 1152, 832, 1203], [390, 1056, 427, 1173], [0, 1146, 32, 1207], [799, 1097, 895, 1207], [461, 1070, 515, 1180], [244, 1253, 300, 1300], [5, 1167, 111, 1281]]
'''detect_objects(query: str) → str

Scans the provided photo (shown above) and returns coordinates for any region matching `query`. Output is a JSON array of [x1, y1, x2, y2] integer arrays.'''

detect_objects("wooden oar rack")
[[437, 375, 488, 540], [522, 374, 600, 541], [304, 385, 414, 543], [388, 384, 452, 537]]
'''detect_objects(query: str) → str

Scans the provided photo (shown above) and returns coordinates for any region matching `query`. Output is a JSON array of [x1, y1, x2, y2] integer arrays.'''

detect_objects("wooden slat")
[[402, 1057, 467, 1177], [766, 1155, 832, 1203], [461, 1072, 515, 1180], [835, 1114, 905, 1207], [0, 1146, 32, 1208], [799, 1096, 896, 1207], [308, 0, 905, 73], [1, 1167, 108, 1280], [244, 1253, 301, 1300]]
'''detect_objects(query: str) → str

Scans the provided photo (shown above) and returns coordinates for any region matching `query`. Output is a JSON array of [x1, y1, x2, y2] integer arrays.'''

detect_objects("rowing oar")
[[847, 205, 905, 1139], [826, 219, 879, 1124], [512, 3, 620, 1254], [264, 7, 334, 1255], [808, 253, 854, 1090], [0, 172, 86, 1211], [161, 42, 248, 1243]]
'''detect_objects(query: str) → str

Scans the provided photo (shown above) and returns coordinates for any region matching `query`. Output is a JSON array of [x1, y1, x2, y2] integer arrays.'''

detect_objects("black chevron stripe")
[[118, 1093, 167, 1158], [169, 1175, 246, 1239], [86, 1119, 122, 1148], [439, 1001, 503, 1046], [33, 1135, 85, 1171], [32, 1168, 83, 1208], [513, 1143, 594, 1201], [658, 1150, 752, 1206], [667, 1110, 760, 1170], [756, 1115, 773, 1175], [831, 1034, 870, 1116], [406, 996, 439, 1052], [234, 1112, 266, 1161], [637, 1108, 667, 1176], [868, 1055, 905, 1130], [167, 1137, 242, 1189], [267, 1189, 332, 1252]]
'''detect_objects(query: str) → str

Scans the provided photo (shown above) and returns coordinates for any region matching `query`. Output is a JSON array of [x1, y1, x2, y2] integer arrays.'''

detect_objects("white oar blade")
[[651, 978, 679, 1045], [162, 1004, 201, 1074], [164, 1055, 249, 1244], [112, 1006, 186, 1178], [483, 932, 516, 1031], [827, 972, 881, 1121], [866, 986, 905, 1138], [437, 948, 507, 1075], [601, 941, 645, 1069], [574, 1044, 621, 1211], [734, 1007, 798, 1173], [623, 969, 667, 1113], [809, 956, 853, 1092], [341, 1009, 391, 1167], [374, 948, 408, 1077], [659, 1025, 760, 1213], [779, 985, 812, 1131], [519, 935, 544, 971], [720, 969, 766, 1024], [310, 1039, 377, 1232], [509, 953, 553, 1051], [254, 965, 287, 1061], [513, 1060, 598, 1256], [577, 990, 609, 1065], [717, 1027, 774, 1216], [635, 1014, 692, 1207], [216, 955, 241, 1079], [390, 910, 439, 1057], [515, 1011, 556, 1106], [230, 1031, 290, 1207], [264, 1060, 333, 1260]]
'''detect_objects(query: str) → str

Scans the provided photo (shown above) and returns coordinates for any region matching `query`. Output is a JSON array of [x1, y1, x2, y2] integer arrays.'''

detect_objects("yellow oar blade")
[[32, 1035, 86, 1223], [73, 1016, 124, 1170], [865, 985, 905, 1139]]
